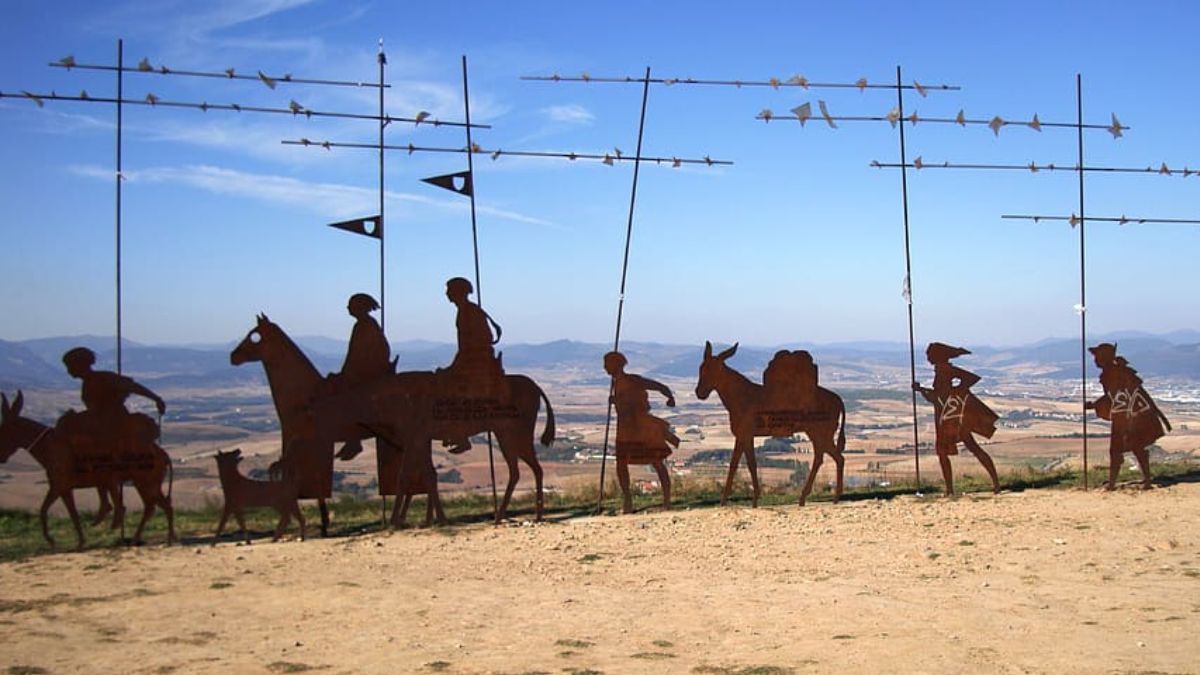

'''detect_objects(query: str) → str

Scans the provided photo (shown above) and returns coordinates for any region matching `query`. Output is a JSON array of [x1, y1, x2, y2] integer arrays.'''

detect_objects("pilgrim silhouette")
[[1084, 342, 1171, 490], [327, 293, 393, 460], [913, 342, 1000, 496], [438, 276, 506, 453], [604, 351, 678, 513]]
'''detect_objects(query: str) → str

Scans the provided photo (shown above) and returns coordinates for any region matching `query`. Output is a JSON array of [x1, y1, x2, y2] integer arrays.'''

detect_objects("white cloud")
[[68, 163, 557, 228], [540, 104, 595, 126]]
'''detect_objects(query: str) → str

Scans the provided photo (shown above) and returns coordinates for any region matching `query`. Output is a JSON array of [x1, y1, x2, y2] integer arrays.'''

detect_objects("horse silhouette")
[[231, 315, 555, 527], [695, 342, 847, 507], [0, 391, 175, 549]]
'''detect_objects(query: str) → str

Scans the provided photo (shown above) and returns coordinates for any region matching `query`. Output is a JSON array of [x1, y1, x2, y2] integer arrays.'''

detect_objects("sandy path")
[[2, 482, 1199, 674]]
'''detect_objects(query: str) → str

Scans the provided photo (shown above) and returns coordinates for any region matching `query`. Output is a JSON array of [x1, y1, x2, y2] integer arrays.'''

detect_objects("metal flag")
[[328, 215, 383, 239], [818, 100, 838, 128], [421, 170, 473, 197], [791, 103, 811, 126]]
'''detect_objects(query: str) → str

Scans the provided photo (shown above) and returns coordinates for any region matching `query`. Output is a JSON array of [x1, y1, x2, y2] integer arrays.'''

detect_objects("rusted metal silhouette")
[[0, 390, 175, 549], [695, 342, 847, 507], [604, 351, 677, 513], [233, 308, 554, 528], [60, 346, 168, 529], [214, 448, 305, 542], [912, 343, 1001, 496], [1085, 343, 1171, 490], [327, 293, 394, 462], [437, 277, 506, 454]]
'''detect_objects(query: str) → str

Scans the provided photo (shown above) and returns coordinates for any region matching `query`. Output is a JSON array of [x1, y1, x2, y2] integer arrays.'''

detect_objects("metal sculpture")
[[604, 351, 677, 513], [232, 308, 555, 527], [0, 391, 175, 549], [912, 342, 1001, 496], [214, 449, 305, 542], [1084, 343, 1171, 490], [695, 342, 847, 507]]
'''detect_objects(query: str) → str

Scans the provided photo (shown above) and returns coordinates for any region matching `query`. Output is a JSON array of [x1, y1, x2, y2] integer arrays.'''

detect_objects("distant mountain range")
[[2, 331, 1198, 390]]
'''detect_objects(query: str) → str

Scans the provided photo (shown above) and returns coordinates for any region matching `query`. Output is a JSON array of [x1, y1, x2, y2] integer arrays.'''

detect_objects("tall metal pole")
[[378, 40, 386, 333], [1077, 74, 1089, 489], [596, 66, 652, 514], [460, 55, 501, 522], [377, 39, 388, 525], [896, 65, 921, 487], [116, 39, 124, 374]]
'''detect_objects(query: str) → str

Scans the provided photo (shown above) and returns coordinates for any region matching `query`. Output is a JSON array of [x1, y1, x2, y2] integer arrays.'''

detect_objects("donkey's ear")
[[717, 342, 739, 361], [1, 392, 8, 417], [703, 341, 713, 360], [12, 390, 23, 416]]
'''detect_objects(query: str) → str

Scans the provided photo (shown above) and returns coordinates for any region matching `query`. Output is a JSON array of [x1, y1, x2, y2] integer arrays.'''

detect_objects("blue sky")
[[1, 0, 1197, 350]]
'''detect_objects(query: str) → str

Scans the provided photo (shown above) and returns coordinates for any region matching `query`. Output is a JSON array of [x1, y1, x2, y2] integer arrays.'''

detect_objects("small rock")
[[1137, 641, 1146, 648]]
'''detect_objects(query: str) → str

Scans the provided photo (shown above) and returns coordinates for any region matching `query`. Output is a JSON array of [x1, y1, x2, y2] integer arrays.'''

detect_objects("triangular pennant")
[[422, 170, 473, 197], [328, 215, 383, 239]]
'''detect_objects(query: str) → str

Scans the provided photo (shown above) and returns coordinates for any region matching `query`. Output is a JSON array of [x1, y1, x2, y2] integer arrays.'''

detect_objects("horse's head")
[[696, 341, 738, 400], [0, 391, 27, 462], [230, 314, 273, 366]]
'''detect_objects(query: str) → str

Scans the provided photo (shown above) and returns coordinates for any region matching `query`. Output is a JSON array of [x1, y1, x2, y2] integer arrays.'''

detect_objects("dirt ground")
[[2, 481, 1199, 674]]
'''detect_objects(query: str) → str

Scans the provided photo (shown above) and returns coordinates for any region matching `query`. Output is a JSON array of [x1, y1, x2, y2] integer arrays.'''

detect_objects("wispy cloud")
[[540, 104, 595, 126], [69, 163, 558, 228]]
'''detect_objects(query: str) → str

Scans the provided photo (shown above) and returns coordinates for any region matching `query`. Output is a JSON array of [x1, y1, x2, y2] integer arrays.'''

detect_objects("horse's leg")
[[826, 431, 846, 503], [938, 451, 955, 496], [273, 504, 291, 540], [653, 460, 671, 510], [742, 440, 760, 508], [1132, 446, 1152, 489], [39, 490, 58, 548], [92, 487, 111, 527], [131, 484, 156, 545], [216, 505, 231, 537], [317, 498, 329, 536], [295, 502, 307, 540], [721, 443, 744, 506], [963, 436, 1000, 493], [393, 493, 415, 528], [159, 489, 176, 545], [799, 448, 825, 506], [616, 456, 633, 514], [497, 448, 520, 523], [61, 490, 85, 551], [514, 434, 545, 522], [235, 509, 249, 543]]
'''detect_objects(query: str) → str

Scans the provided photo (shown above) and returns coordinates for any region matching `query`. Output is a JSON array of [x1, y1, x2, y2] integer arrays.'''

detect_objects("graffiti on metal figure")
[[1085, 342, 1171, 490], [913, 342, 1001, 496]]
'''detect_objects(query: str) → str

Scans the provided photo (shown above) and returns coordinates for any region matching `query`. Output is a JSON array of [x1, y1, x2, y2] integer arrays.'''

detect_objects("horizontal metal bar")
[[759, 112, 1127, 132], [522, 74, 959, 92], [50, 61, 387, 88], [1002, 214, 1200, 225], [0, 90, 487, 127], [870, 160, 1195, 176], [281, 139, 732, 166]]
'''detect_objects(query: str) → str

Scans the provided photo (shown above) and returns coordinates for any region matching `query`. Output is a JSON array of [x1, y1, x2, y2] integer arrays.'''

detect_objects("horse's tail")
[[163, 445, 174, 501], [836, 394, 847, 454], [537, 381, 556, 447]]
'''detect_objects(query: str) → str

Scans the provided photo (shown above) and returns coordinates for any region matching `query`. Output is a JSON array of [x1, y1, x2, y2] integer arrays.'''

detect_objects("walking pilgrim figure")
[[1084, 342, 1171, 490], [604, 351, 678, 513], [912, 342, 1001, 496]]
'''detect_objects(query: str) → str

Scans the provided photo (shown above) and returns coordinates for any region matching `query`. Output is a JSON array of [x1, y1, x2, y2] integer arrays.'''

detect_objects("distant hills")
[[2, 331, 1197, 391]]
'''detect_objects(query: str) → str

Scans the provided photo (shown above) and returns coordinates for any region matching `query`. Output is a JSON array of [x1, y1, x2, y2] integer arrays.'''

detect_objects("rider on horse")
[[328, 293, 392, 460], [439, 277, 506, 454]]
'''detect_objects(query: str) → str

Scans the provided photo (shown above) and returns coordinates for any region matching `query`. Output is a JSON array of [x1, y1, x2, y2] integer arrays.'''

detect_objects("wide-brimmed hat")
[[926, 342, 970, 363]]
